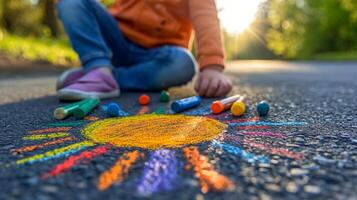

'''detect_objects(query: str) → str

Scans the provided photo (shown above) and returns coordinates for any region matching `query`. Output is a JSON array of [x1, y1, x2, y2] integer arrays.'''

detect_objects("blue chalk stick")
[[171, 96, 201, 113]]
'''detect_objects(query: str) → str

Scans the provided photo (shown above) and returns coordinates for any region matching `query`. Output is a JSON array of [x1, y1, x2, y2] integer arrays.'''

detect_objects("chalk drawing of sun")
[[10, 104, 307, 195]]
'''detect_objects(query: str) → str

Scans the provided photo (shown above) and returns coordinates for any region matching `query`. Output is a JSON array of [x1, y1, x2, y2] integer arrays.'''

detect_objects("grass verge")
[[313, 51, 357, 61], [0, 32, 78, 66]]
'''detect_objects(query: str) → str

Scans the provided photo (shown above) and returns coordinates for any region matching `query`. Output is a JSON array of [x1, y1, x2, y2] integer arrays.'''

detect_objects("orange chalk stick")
[[211, 94, 242, 114]]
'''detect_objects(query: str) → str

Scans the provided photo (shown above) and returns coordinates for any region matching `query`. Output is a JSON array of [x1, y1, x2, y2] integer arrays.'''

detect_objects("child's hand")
[[194, 65, 232, 97]]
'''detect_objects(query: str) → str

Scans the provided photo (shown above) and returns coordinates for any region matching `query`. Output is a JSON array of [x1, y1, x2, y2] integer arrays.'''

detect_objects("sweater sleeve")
[[188, 0, 225, 71]]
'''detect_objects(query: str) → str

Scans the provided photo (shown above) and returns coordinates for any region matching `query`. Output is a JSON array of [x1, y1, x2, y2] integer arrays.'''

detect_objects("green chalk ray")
[[23, 132, 70, 140], [15, 141, 95, 165], [47, 121, 85, 127]]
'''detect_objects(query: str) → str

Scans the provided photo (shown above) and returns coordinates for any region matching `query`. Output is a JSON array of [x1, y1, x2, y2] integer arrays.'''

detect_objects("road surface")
[[0, 60, 356, 200]]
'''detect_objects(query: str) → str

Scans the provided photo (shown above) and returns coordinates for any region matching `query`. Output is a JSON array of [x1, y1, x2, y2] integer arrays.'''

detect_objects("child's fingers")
[[206, 78, 219, 97], [194, 76, 202, 92], [215, 81, 226, 97], [216, 80, 232, 97], [198, 78, 210, 96]]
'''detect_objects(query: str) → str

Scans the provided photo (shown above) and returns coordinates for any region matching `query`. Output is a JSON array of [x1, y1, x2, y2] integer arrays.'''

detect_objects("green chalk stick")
[[54, 99, 90, 120], [73, 98, 100, 119], [159, 91, 170, 102]]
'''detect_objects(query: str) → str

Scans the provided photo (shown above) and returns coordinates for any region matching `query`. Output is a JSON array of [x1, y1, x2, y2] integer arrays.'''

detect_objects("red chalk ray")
[[11, 136, 75, 155], [29, 127, 72, 134], [42, 146, 109, 179], [243, 139, 304, 160]]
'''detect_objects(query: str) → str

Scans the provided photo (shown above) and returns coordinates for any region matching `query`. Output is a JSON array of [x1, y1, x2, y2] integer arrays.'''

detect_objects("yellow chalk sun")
[[82, 114, 227, 149]]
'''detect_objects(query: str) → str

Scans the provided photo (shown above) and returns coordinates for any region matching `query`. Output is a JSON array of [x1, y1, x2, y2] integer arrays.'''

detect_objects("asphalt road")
[[0, 60, 356, 200]]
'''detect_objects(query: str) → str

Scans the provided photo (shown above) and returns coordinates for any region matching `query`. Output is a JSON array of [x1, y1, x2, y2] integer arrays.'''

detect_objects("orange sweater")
[[108, 0, 224, 70]]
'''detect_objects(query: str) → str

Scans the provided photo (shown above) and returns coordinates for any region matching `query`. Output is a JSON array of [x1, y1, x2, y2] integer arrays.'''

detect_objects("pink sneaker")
[[57, 68, 120, 100], [56, 68, 84, 90]]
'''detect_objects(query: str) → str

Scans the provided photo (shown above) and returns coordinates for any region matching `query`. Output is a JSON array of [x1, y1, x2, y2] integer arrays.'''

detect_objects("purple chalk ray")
[[136, 149, 179, 196]]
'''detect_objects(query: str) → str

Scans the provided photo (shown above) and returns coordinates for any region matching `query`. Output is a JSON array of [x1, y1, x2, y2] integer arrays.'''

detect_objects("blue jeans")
[[56, 0, 196, 91]]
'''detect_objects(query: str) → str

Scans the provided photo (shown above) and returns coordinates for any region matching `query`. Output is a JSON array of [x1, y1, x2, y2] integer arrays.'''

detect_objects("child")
[[56, 0, 232, 100]]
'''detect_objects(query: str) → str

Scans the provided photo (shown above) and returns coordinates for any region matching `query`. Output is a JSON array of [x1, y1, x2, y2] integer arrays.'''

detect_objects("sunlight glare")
[[216, 0, 263, 34]]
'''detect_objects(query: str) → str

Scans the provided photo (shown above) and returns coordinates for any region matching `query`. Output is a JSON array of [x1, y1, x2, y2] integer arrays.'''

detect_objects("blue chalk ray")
[[229, 121, 308, 127]]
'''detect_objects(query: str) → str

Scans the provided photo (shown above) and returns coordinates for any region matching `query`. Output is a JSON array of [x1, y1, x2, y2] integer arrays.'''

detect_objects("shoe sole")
[[57, 88, 120, 101], [56, 68, 83, 91]]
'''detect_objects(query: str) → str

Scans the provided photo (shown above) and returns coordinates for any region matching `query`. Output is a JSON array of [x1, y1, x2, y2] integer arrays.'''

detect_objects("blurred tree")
[[41, 0, 60, 37], [0, 0, 43, 36], [0, 0, 63, 38], [266, 0, 357, 58]]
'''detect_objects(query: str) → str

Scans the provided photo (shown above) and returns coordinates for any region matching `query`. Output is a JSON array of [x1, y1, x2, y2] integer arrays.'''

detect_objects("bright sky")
[[216, 0, 263, 34]]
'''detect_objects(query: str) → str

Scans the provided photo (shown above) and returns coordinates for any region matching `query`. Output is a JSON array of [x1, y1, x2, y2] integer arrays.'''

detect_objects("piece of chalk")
[[139, 94, 150, 105], [159, 91, 170, 102], [256, 101, 270, 116], [73, 98, 100, 119], [211, 94, 242, 114], [171, 96, 201, 113], [53, 99, 90, 120], [106, 102, 121, 117], [231, 100, 246, 117]]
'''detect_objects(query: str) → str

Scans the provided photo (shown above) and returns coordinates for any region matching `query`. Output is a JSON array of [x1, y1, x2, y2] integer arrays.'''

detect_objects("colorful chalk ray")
[[9, 102, 308, 195]]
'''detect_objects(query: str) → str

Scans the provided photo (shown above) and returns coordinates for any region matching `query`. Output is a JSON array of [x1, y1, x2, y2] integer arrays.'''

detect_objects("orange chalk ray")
[[183, 147, 235, 193], [97, 150, 143, 191], [84, 116, 100, 121], [42, 145, 109, 179], [11, 136, 75, 155], [29, 127, 72, 134], [137, 106, 149, 115]]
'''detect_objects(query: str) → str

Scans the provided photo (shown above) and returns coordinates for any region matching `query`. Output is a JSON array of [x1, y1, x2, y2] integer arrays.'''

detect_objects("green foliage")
[[313, 51, 357, 60], [0, 0, 63, 38], [0, 32, 78, 66], [266, 0, 357, 59], [0, 0, 42, 36]]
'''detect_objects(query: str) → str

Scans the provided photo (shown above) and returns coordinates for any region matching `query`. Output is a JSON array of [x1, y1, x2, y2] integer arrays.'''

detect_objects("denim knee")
[[152, 47, 197, 89], [171, 47, 197, 82]]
